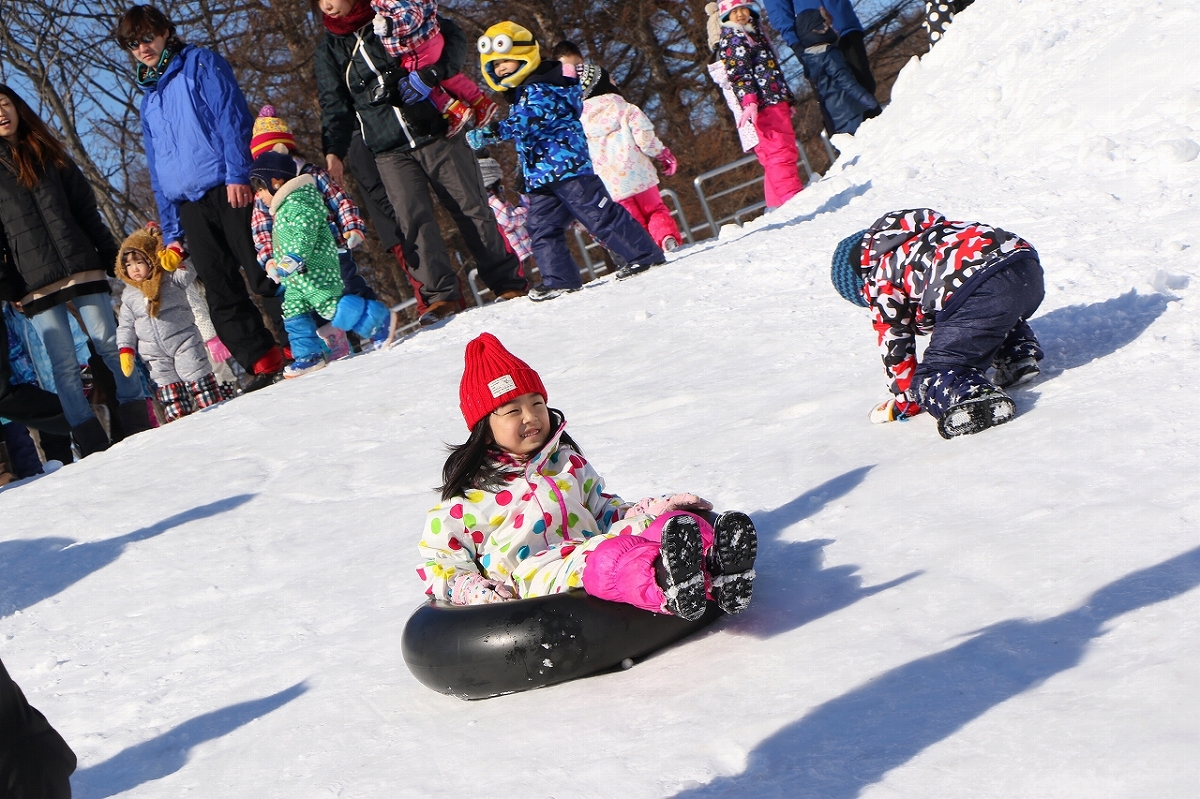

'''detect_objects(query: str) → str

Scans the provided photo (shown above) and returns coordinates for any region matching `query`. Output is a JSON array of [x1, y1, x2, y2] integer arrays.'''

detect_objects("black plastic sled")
[[401, 590, 720, 700]]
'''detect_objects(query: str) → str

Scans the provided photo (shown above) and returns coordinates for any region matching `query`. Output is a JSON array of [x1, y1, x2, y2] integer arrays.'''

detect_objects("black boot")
[[117, 399, 154, 437], [653, 515, 707, 621], [37, 431, 75, 466], [706, 511, 758, 614], [71, 417, 110, 458]]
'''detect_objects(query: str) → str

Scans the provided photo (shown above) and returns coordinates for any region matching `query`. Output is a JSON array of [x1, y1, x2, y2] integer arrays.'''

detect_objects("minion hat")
[[717, 0, 760, 20], [830, 230, 870, 307], [478, 21, 541, 91], [250, 105, 296, 158]]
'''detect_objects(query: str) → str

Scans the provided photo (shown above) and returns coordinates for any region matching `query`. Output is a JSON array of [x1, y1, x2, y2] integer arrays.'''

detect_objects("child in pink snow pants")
[[717, 0, 803, 208], [416, 332, 759, 620]]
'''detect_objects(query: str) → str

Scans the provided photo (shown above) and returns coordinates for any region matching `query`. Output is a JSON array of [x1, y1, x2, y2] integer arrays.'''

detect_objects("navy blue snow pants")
[[799, 48, 878, 135], [528, 174, 664, 289], [916, 255, 1045, 417]]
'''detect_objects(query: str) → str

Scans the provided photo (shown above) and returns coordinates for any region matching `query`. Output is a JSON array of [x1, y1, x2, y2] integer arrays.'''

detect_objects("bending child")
[[418, 333, 759, 620], [830, 208, 1044, 438], [467, 22, 664, 300], [115, 224, 224, 422], [249, 152, 397, 377]]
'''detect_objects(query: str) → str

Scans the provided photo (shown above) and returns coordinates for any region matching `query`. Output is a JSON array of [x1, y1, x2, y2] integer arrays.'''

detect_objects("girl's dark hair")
[[439, 408, 581, 501], [115, 5, 176, 49], [0, 85, 70, 190]]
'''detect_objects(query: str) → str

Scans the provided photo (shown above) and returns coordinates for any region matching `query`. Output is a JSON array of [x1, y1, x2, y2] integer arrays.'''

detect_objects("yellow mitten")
[[159, 242, 186, 272], [119, 348, 136, 377]]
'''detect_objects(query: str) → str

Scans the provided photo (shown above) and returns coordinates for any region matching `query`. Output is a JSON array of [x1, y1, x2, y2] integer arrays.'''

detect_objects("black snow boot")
[[937, 387, 1016, 439], [653, 514, 707, 621], [71, 417, 110, 458], [706, 511, 758, 614], [117, 399, 154, 437]]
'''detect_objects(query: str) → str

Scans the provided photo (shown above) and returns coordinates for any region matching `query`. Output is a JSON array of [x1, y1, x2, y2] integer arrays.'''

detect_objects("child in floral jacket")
[[830, 208, 1045, 438], [417, 333, 759, 620], [717, 0, 803, 208]]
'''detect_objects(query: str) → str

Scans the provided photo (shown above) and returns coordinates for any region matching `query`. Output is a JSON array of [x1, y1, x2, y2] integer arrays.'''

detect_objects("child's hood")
[[581, 93, 631, 138], [115, 225, 170, 316], [267, 173, 318, 216]]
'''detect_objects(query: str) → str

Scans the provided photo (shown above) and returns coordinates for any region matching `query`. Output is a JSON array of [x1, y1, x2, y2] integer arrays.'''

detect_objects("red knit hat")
[[459, 333, 547, 430]]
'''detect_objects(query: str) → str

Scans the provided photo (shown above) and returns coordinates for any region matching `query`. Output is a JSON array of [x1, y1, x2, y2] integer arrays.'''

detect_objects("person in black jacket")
[[0, 657, 76, 799], [315, 0, 527, 322], [0, 85, 151, 458]]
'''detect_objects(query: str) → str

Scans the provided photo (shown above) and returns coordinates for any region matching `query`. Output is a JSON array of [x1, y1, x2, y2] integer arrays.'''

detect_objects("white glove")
[[372, 13, 391, 36], [344, 230, 365, 249]]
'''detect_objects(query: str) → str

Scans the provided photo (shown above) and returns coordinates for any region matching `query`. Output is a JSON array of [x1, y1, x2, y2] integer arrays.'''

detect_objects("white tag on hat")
[[488, 375, 517, 398]]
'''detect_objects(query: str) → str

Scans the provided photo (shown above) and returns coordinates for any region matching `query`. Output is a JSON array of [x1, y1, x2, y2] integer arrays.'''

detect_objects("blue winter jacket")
[[762, 0, 864, 49], [138, 44, 254, 243], [495, 62, 594, 191]]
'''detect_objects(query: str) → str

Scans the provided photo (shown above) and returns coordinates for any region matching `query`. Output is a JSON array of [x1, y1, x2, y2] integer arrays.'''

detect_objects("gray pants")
[[374, 136, 526, 304]]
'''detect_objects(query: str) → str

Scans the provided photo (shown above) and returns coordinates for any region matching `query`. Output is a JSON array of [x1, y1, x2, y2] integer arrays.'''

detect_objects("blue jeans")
[[31, 294, 146, 427]]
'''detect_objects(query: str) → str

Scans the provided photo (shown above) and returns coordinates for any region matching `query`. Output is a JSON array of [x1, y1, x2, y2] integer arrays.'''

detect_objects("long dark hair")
[[0, 85, 70, 189], [439, 408, 581, 501]]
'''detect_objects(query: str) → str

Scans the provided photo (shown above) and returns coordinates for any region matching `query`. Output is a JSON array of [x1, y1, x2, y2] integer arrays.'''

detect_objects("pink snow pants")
[[753, 102, 803, 208], [581, 511, 715, 614], [402, 34, 484, 111], [618, 186, 682, 248]]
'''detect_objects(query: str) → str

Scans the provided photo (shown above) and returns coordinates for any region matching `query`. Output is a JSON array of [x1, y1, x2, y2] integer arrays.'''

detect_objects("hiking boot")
[[706, 511, 758, 614], [614, 263, 652, 281], [495, 289, 527, 302], [418, 299, 459, 326], [654, 514, 707, 621], [527, 283, 579, 302]]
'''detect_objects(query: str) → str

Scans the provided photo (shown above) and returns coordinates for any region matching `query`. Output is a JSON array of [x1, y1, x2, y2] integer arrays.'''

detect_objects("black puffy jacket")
[[0, 143, 118, 313]]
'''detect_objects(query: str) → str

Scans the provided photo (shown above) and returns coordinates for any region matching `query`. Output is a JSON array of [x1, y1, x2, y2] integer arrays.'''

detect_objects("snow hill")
[[3, 0, 1199, 796]]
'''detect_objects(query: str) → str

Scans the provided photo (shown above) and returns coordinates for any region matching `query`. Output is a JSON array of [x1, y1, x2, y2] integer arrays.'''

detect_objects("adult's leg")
[[178, 187, 279, 372], [3, 422, 44, 478], [29, 304, 95, 427], [0, 656, 76, 799], [753, 103, 804, 208], [374, 149, 463, 305], [556, 175, 664, 266], [527, 192, 583, 289], [415, 136, 527, 296], [72, 294, 144, 406], [836, 30, 876, 94]]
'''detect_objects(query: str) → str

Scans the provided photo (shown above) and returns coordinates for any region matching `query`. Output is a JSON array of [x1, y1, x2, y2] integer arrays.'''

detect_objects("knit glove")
[[372, 13, 392, 36], [449, 573, 517, 605], [624, 493, 713, 519], [656, 147, 678, 176], [276, 253, 306, 278], [119, 348, 136, 377], [868, 396, 923, 423], [465, 124, 501, 151], [343, 230, 365, 250], [206, 336, 232, 363], [738, 96, 758, 129], [159, 242, 186, 272]]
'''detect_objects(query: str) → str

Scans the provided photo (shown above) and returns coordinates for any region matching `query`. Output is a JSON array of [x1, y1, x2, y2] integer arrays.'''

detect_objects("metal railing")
[[691, 139, 820, 240]]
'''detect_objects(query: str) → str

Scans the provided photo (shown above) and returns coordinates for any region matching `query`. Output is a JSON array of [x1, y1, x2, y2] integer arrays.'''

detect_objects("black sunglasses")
[[123, 33, 160, 50]]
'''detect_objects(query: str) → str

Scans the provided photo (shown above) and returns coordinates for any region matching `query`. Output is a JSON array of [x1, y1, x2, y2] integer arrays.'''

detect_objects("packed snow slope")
[[3, 0, 1199, 796]]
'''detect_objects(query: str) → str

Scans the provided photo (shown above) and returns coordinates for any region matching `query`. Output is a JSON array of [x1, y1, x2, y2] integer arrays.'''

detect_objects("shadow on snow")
[[1033, 289, 1171, 377]]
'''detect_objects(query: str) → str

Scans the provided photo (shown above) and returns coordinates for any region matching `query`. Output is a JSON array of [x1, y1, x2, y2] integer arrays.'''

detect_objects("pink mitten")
[[450, 573, 516, 605], [206, 336, 232, 363], [738, 96, 758, 129], [625, 493, 714, 519], [656, 147, 678, 176]]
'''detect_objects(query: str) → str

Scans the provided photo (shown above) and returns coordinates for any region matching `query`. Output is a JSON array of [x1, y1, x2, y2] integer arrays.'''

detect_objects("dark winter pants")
[[177, 186, 281, 372], [799, 48, 878, 135], [916, 256, 1045, 417], [836, 30, 876, 95], [337, 249, 377, 302], [528, 174, 664, 289], [374, 136, 526, 304], [0, 657, 76, 799]]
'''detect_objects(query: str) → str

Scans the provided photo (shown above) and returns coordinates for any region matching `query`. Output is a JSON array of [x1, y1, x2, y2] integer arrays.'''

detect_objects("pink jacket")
[[580, 94, 666, 202]]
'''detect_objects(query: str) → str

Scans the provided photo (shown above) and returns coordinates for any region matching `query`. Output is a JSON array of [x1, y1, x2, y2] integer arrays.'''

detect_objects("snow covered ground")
[[3, 0, 1199, 795]]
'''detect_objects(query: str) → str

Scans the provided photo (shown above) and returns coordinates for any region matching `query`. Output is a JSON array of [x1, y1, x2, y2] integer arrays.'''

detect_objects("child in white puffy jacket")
[[416, 332, 759, 621], [553, 42, 683, 251]]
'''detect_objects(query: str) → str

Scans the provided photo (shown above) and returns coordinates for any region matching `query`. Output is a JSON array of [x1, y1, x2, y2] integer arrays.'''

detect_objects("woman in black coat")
[[0, 84, 150, 457]]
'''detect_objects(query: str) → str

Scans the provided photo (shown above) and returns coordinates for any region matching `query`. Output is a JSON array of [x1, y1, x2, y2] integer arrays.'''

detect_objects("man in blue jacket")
[[117, 5, 284, 389], [762, 0, 877, 94]]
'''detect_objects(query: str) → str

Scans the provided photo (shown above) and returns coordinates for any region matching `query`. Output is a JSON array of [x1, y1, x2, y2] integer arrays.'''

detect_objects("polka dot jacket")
[[416, 418, 656, 602]]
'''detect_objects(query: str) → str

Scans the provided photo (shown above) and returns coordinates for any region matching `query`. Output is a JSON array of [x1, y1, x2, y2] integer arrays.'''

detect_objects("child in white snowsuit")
[[115, 225, 222, 422], [249, 152, 396, 378], [466, 21, 665, 300], [830, 208, 1044, 438], [716, 0, 804, 208], [418, 332, 759, 620]]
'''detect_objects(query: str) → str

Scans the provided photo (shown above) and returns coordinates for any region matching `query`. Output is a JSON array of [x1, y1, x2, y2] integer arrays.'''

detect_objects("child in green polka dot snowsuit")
[[416, 333, 759, 620]]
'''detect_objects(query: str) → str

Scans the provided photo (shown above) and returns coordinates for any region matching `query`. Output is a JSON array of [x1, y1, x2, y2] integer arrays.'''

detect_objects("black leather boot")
[[117, 399, 154, 437], [71, 417, 110, 458]]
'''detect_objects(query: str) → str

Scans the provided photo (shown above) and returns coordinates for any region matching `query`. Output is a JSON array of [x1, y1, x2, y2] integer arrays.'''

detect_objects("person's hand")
[[868, 396, 923, 423], [119, 347, 136, 377], [625, 493, 714, 519], [277, 253, 305, 278], [227, 183, 253, 208], [372, 13, 392, 37], [344, 230, 365, 250], [159, 241, 186, 271], [325, 153, 344, 182], [656, 146, 678, 176], [737, 97, 758, 129], [450, 573, 516, 605], [265, 258, 281, 283]]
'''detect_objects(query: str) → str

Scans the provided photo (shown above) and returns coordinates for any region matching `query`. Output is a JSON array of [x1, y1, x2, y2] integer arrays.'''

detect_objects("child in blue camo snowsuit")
[[830, 208, 1045, 439], [466, 21, 663, 301]]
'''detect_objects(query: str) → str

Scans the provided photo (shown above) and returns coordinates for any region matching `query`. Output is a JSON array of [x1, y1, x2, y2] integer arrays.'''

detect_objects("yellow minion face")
[[478, 21, 541, 91]]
